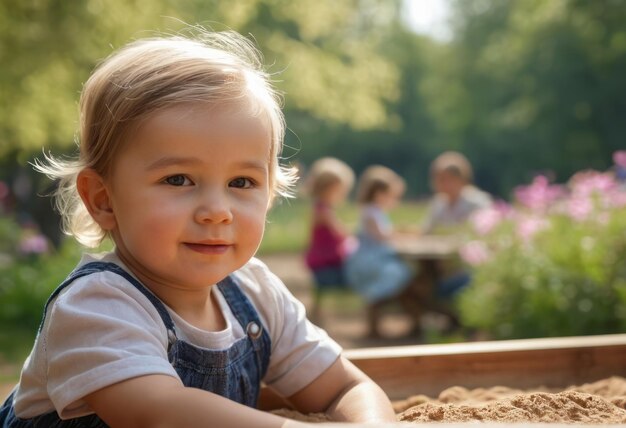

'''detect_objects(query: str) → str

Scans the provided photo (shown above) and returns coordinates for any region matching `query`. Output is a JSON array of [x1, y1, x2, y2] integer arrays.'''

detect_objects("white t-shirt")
[[13, 252, 342, 419], [359, 204, 392, 239], [422, 185, 492, 234]]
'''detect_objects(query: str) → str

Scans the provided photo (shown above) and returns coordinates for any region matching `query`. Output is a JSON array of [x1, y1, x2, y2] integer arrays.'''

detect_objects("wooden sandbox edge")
[[344, 334, 626, 399]]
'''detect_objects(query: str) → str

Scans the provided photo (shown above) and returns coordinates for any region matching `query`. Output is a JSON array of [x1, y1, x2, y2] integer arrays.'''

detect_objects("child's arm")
[[85, 374, 308, 428], [287, 356, 397, 423]]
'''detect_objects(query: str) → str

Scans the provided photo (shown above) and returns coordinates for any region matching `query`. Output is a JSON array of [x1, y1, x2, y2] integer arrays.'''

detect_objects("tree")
[[441, 0, 626, 194], [0, 0, 403, 157]]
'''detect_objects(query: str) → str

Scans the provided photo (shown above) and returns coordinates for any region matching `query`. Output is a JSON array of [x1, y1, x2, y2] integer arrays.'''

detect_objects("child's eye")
[[229, 177, 254, 189], [164, 175, 192, 186]]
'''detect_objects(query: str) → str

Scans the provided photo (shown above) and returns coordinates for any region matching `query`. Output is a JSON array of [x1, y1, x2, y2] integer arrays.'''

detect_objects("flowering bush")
[[457, 163, 626, 339], [0, 216, 81, 334]]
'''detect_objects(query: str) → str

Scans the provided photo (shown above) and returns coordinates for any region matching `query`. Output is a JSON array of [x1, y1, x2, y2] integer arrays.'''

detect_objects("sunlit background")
[[1, 0, 625, 390]]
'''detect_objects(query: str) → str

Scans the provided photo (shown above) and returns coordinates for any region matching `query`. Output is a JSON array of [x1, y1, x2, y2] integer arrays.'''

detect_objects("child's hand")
[[287, 356, 397, 423]]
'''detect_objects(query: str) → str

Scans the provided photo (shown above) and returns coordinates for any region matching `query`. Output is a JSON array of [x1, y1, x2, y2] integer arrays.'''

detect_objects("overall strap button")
[[167, 329, 178, 349], [246, 321, 262, 339]]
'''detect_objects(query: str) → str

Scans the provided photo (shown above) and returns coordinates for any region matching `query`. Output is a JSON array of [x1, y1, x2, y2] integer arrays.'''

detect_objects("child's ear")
[[76, 168, 117, 231]]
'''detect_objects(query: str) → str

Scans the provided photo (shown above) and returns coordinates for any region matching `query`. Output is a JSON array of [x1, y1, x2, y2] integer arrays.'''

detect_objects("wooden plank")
[[392, 234, 459, 260], [344, 334, 626, 400]]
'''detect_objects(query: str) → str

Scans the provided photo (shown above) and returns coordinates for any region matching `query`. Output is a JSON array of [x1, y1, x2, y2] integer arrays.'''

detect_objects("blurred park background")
[[1, 0, 626, 390]]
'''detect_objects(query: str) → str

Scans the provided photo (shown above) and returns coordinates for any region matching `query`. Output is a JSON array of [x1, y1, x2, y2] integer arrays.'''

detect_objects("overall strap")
[[39, 261, 176, 335], [216, 275, 265, 335], [217, 274, 272, 379]]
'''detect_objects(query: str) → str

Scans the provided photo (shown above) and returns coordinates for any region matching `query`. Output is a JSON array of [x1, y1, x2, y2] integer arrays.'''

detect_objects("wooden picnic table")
[[391, 233, 463, 329], [392, 233, 460, 261]]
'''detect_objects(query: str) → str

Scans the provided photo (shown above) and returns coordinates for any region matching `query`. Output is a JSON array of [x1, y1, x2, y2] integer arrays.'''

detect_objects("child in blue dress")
[[345, 166, 421, 338], [0, 31, 396, 427]]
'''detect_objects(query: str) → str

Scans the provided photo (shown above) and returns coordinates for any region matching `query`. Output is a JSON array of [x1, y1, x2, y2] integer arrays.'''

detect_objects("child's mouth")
[[185, 243, 231, 254]]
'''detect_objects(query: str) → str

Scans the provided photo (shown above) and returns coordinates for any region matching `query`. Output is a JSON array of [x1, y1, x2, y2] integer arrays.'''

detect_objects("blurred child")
[[0, 31, 396, 427], [421, 151, 492, 235], [345, 166, 421, 338], [421, 151, 491, 303], [303, 157, 355, 320]]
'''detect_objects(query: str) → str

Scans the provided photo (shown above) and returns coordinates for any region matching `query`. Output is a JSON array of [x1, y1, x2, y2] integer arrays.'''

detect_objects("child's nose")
[[194, 191, 233, 224]]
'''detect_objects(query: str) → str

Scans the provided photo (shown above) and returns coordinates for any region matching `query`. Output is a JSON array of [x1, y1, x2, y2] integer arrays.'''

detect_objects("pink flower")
[[516, 215, 550, 242], [609, 190, 626, 208], [459, 240, 491, 266], [19, 234, 49, 255], [470, 207, 502, 236], [569, 170, 616, 197], [514, 176, 564, 212], [493, 199, 515, 217], [566, 196, 593, 222], [568, 171, 619, 215]]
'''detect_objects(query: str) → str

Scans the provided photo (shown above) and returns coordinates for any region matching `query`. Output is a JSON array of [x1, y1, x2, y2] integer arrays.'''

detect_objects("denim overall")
[[0, 261, 271, 427]]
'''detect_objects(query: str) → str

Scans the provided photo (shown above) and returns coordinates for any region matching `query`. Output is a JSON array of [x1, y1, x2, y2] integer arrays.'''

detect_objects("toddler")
[[0, 31, 396, 427], [303, 157, 355, 319], [304, 157, 355, 286], [344, 166, 421, 338]]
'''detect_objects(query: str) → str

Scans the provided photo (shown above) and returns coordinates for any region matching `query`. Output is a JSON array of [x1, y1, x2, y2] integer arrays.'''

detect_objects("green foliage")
[[2, 0, 626, 243], [0, 215, 111, 347], [0, 0, 402, 157], [457, 173, 626, 339], [0, 218, 81, 333], [446, 0, 626, 193]]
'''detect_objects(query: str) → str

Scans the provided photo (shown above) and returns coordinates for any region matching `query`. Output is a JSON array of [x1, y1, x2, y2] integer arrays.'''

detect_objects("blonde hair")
[[356, 165, 405, 204], [303, 157, 355, 199], [430, 151, 473, 182], [35, 30, 296, 247]]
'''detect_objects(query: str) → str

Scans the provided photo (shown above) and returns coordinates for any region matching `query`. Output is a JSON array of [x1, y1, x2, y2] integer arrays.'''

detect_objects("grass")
[[260, 199, 428, 254]]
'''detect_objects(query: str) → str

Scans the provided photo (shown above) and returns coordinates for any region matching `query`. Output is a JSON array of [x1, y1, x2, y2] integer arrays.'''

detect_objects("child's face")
[[432, 170, 465, 196], [374, 186, 402, 211], [103, 105, 271, 290], [322, 181, 348, 206]]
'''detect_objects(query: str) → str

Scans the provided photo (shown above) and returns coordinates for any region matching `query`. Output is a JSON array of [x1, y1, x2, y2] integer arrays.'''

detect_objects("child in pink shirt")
[[303, 158, 355, 319]]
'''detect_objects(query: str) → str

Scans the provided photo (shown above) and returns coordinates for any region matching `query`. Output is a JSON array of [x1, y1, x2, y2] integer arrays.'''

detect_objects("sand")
[[273, 376, 626, 424]]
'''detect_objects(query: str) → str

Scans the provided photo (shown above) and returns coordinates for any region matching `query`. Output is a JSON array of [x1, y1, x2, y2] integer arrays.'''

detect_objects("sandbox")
[[269, 334, 626, 425]]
